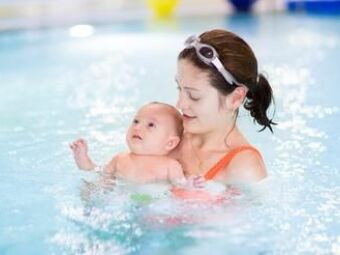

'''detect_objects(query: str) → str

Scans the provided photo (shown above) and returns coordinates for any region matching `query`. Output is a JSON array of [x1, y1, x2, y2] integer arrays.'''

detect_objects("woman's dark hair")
[[178, 29, 276, 132]]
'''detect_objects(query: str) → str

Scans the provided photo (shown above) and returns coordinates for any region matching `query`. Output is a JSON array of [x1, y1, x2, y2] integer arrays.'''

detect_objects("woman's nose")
[[176, 93, 187, 112]]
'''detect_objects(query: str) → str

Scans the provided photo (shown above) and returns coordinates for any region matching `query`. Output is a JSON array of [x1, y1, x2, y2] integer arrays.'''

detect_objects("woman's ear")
[[227, 86, 248, 111], [165, 136, 181, 152]]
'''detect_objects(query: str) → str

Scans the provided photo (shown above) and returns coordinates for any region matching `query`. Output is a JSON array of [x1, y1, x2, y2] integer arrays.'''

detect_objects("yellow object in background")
[[146, 0, 179, 18]]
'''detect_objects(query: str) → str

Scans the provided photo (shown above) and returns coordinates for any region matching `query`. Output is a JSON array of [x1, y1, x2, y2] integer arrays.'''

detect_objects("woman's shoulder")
[[226, 145, 267, 182]]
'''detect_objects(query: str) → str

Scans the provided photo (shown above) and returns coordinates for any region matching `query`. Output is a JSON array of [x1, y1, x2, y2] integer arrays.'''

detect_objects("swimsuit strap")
[[204, 145, 262, 180]]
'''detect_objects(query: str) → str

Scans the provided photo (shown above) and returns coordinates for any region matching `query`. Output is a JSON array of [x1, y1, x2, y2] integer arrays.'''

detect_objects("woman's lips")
[[182, 114, 196, 121]]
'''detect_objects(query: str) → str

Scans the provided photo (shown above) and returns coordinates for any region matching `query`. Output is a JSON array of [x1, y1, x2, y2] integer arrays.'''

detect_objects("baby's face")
[[126, 104, 178, 156]]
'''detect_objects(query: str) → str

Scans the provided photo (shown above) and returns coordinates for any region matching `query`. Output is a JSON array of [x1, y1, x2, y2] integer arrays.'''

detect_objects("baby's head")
[[126, 102, 183, 156]]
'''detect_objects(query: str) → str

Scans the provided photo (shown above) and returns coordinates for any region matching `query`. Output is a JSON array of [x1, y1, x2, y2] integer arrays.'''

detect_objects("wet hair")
[[147, 102, 184, 136], [178, 29, 276, 132]]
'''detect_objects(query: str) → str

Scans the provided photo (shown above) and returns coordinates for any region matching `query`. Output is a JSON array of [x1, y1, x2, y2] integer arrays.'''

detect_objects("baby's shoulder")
[[114, 152, 134, 168], [161, 156, 182, 170]]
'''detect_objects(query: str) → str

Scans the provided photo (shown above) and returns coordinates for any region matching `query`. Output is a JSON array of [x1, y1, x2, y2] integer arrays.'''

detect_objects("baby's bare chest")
[[116, 156, 170, 182]]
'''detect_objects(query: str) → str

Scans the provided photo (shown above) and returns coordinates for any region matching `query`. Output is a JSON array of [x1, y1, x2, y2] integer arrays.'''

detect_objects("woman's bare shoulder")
[[226, 149, 267, 182]]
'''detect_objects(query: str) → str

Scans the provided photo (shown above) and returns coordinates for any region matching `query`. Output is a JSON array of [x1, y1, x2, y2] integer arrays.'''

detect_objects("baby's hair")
[[148, 102, 184, 137]]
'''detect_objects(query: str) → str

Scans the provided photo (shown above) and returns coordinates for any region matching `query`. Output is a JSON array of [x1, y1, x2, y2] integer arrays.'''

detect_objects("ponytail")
[[244, 73, 276, 133]]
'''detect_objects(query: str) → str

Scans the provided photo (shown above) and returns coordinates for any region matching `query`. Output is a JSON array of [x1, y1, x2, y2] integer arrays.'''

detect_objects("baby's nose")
[[133, 122, 143, 131]]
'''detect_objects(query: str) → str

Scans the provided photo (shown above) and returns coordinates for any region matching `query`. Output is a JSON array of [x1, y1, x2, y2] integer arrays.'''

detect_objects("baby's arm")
[[168, 160, 187, 185], [70, 138, 96, 170], [167, 162, 208, 189], [102, 154, 119, 174], [70, 138, 119, 175]]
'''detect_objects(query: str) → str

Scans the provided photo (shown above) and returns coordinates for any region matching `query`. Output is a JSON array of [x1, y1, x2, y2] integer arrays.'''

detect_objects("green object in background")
[[130, 193, 153, 203]]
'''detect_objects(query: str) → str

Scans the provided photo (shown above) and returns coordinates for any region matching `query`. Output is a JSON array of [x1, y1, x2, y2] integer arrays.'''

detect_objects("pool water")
[[1, 13, 339, 254]]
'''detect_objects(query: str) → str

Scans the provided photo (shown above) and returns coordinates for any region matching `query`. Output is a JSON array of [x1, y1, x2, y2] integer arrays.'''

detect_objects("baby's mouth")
[[132, 134, 142, 140]]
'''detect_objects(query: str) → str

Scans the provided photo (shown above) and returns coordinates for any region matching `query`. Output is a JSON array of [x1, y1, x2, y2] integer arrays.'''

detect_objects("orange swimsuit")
[[171, 145, 262, 202], [203, 145, 262, 180]]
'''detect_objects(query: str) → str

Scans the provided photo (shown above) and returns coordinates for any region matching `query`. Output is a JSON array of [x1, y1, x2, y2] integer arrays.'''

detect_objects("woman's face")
[[175, 59, 229, 134]]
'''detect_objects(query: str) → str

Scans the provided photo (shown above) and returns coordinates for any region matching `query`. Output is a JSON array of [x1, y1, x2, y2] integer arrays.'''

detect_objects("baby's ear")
[[165, 136, 181, 151]]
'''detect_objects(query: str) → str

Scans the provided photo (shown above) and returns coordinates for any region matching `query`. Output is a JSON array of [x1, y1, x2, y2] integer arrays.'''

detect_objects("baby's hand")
[[186, 175, 206, 189], [70, 138, 88, 155], [70, 138, 94, 170], [192, 175, 206, 189], [187, 176, 228, 195]]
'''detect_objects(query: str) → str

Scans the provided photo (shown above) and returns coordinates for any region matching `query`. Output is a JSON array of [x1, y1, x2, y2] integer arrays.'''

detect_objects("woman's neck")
[[190, 124, 245, 151]]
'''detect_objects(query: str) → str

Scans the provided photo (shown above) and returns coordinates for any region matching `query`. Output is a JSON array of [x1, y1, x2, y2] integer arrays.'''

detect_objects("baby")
[[70, 102, 186, 184]]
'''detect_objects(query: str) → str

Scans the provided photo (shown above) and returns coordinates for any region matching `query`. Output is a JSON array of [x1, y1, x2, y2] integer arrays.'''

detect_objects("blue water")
[[1, 13, 340, 254]]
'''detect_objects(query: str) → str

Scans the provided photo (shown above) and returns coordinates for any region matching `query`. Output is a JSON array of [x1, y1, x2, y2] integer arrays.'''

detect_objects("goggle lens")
[[198, 46, 214, 59], [183, 35, 241, 86]]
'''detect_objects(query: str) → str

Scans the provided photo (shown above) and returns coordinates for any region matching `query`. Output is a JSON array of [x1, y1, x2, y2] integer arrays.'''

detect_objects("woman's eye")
[[189, 94, 200, 101], [148, 122, 155, 128]]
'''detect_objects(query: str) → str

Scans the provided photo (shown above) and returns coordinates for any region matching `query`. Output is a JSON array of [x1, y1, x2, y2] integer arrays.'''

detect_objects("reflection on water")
[[259, 26, 340, 254], [51, 174, 274, 255]]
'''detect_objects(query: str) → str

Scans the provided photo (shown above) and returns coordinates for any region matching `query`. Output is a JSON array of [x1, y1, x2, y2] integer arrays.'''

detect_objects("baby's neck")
[[129, 152, 168, 158]]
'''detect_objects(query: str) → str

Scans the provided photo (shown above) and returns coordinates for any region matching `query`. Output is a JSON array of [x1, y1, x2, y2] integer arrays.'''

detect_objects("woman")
[[171, 29, 275, 187]]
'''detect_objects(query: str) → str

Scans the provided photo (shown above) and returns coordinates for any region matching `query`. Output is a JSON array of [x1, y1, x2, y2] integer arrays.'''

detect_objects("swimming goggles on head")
[[184, 35, 241, 86]]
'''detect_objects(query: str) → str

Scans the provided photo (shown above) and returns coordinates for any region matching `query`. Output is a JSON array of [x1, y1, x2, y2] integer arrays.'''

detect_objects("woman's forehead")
[[176, 59, 211, 89]]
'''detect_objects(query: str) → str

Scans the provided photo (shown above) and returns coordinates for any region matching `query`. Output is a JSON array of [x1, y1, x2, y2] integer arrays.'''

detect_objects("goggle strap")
[[211, 58, 238, 85]]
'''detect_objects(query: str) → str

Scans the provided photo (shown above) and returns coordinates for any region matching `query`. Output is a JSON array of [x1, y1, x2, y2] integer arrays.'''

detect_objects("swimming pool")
[[1, 13, 339, 254]]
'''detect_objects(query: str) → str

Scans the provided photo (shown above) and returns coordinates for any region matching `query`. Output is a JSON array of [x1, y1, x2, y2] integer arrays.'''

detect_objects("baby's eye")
[[133, 119, 139, 124], [148, 122, 155, 128]]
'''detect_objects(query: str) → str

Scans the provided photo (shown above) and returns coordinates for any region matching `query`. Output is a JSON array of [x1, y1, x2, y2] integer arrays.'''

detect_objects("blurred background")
[[0, 0, 320, 31]]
